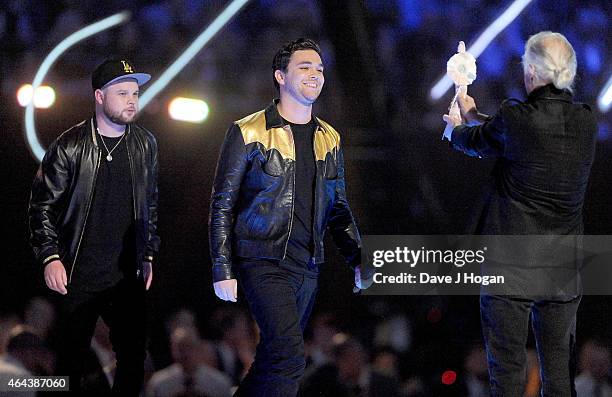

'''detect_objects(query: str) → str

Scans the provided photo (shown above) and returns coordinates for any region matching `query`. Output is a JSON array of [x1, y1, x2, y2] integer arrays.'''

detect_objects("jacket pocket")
[[263, 149, 284, 177], [324, 152, 338, 179]]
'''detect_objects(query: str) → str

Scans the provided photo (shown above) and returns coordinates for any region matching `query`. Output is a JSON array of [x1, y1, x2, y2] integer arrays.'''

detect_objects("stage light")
[[598, 74, 612, 113], [26, 0, 250, 163], [25, 12, 131, 162], [17, 85, 34, 107], [33, 86, 56, 108], [430, 0, 534, 101], [17, 84, 56, 108], [441, 370, 457, 385], [168, 97, 209, 123], [138, 0, 250, 109]]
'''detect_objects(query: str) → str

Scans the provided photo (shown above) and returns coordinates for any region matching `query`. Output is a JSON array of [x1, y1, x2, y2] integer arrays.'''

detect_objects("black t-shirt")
[[71, 131, 136, 291], [283, 118, 318, 276]]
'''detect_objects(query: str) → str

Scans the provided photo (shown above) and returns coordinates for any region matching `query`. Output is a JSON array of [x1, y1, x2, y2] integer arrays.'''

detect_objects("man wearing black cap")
[[28, 59, 160, 395]]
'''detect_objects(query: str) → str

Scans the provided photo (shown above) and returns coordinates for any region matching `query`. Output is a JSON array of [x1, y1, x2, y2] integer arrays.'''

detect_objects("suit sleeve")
[[144, 136, 160, 262], [451, 109, 507, 158], [28, 140, 72, 267], [327, 142, 365, 272], [208, 124, 247, 282]]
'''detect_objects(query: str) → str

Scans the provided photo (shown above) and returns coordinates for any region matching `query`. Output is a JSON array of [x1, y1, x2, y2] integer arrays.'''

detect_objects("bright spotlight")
[[168, 97, 210, 123], [17, 84, 56, 108], [598, 74, 612, 113], [429, 0, 534, 101], [34, 86, 56, 108], [25, 11, 132, 162], [17, 85, 33, 107]]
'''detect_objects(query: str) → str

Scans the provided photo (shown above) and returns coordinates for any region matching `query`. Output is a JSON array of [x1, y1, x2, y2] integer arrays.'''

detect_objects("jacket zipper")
[[69, 120, 101, 283], [125, 127, 139, 276], [312, 125, 321, 264], [282, 125, 296, 259]]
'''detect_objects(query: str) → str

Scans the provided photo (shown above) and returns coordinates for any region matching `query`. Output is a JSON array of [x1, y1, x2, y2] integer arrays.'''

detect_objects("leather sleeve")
[[451, 108, 507, 158], [145, 135, 160, 262], [327, 143, 362, 270], [209, 124, 247, 282], [28, 139, 72, 266]]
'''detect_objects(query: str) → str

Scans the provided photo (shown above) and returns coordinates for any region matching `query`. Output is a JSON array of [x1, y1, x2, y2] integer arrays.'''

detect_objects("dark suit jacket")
[[451, 84, 597, 296], [452, 84, 597, 235]]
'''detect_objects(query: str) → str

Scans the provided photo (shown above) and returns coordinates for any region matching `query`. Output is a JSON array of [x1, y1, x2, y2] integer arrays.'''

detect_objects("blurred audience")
[[463, 344, 488, 397], [23, 296, 56, 340], [524, 349, 542, 397], [373, 313, 412, 354], [146, 326, 232, 397], [371, 346, 401, 381], [209, 306, 257, 386], [576, 340, 612, 397], [0, 325, 55, 377], [305, 312, 341, 368], [0, 326, 36, 397], [0, 314, 21, 355], [166, 308, 199, 337], [300, 333, 402, 397]]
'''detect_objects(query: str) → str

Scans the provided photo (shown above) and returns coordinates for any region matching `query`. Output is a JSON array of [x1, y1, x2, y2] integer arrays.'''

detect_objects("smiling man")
[[28, 58, 160, 395], [209, 38, 373, 396]]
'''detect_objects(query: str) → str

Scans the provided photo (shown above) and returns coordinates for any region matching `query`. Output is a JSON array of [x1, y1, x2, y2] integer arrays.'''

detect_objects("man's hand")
[[457, 90, 490, 124], [443, 101, 463, 141], [214, 279, 238, 302], [143, 261, 153, 290], [44, 260, 67, 295], [457, 91, 480, 123], [443, 111, 462, 128], [353, 266, 374, 293], [442, 88, 464, 142]]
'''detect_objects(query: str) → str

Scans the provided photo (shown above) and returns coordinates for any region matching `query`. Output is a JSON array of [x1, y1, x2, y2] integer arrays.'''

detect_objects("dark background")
[[1, 0, 610, 388]]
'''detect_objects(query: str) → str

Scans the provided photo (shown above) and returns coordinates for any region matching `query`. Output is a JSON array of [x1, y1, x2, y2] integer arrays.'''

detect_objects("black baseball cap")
[[92, 58, 151, 91]]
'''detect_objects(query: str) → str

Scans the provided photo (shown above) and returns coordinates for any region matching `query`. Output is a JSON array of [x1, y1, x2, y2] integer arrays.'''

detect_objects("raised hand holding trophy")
[[442, 41, 477, 140]]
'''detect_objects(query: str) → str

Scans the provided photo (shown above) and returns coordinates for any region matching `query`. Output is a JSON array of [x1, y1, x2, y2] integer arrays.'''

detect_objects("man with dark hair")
[[28, 58, 160, 395], [209, 38, 373, 396]]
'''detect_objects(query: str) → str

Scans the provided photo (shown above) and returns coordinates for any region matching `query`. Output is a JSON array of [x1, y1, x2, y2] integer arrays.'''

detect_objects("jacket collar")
[[527, 84, 572, 104], [89, 116, 132, 147], [89, 117, 98, 148], [264, 99, 321, 130]]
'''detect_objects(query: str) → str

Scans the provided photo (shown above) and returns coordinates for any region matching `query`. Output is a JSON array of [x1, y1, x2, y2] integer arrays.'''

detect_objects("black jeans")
[[480, 294, 580, 397], [234, 260, 318, 397], [55, 277, 146, 396]]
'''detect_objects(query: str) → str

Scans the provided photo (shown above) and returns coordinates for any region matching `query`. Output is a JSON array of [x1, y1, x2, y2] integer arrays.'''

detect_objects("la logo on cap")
[[121, 60, 133, 73]]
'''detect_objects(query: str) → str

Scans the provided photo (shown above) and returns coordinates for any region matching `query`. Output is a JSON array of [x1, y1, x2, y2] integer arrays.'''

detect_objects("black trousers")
[[480, 294, 580, 397], [234, 260, 318, 397], [55, 277, 146, 396]]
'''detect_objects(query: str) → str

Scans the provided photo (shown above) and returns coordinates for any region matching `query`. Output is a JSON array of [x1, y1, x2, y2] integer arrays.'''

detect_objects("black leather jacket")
[[451, 84, 597, 235], [28, 117, 160, 282], [209, 101, 361, 282], [450, 84, 597, 297]]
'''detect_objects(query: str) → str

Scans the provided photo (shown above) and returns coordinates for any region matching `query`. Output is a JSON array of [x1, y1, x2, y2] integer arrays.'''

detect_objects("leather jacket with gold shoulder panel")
[[209, 101, 360, 282]]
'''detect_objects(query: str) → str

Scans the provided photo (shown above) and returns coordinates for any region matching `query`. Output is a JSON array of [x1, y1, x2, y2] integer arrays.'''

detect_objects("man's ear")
[[528, 64, 536, 81], [94, 89, 104, 105], [274, 70, 285, 87]]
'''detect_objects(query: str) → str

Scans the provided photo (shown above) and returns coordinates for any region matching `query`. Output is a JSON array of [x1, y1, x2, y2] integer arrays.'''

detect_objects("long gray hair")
[[522, 31, 577, 93]]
